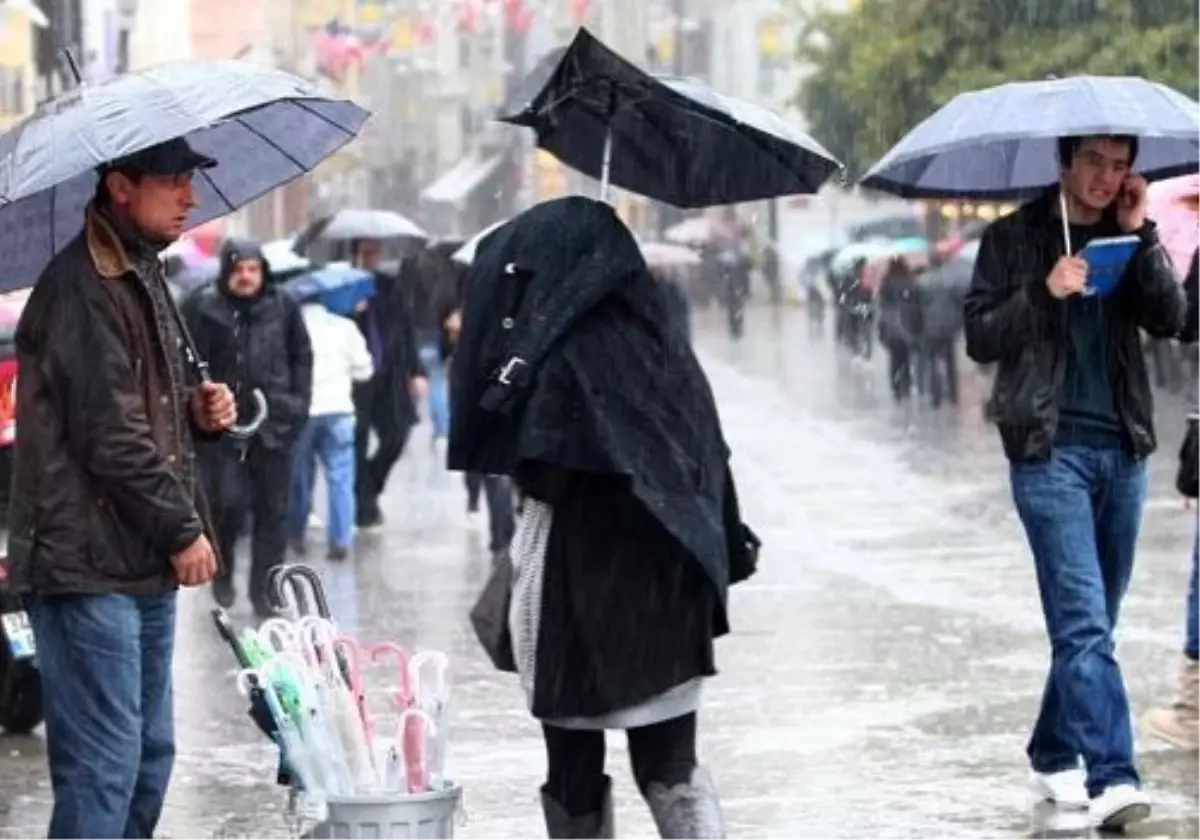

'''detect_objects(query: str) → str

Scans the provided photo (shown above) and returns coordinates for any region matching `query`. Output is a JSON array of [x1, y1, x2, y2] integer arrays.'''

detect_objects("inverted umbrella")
[[292, 209, 429, 256], [498, 27, 842, 207], [451, 221, 505, 266], [0, 59, 370, 291], [860, 75, 1199, 201]]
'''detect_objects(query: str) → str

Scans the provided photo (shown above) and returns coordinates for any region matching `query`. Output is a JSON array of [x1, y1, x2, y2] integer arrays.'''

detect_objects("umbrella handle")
[[161, 274, 269, 441]]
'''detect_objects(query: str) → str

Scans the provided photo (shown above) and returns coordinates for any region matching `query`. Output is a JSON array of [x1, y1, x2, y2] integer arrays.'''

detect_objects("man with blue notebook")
[[964, 134, 1187, 829]]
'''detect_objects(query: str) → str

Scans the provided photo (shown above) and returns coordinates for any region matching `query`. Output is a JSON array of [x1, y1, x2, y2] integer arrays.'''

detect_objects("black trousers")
[[886, 342, 914, 403], [465, 473, 516, 552], [542, 713, 697, 817], [353, 377, 413, 523], [199, 442, 290, 607]]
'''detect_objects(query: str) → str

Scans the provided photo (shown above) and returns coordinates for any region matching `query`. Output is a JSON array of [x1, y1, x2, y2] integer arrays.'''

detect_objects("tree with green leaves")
[[793, 0, 1199, 181]]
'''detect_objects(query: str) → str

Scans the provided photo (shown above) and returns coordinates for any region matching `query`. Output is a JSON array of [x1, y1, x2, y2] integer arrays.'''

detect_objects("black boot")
[[540, 775, 614, 839]]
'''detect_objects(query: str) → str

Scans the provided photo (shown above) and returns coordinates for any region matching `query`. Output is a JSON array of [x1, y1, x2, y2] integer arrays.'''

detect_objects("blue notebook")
[[1079, 235, 1140, 298]]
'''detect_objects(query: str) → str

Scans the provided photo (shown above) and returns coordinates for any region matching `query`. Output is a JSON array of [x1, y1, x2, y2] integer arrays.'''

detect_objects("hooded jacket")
[[182, 238, 313, 451]]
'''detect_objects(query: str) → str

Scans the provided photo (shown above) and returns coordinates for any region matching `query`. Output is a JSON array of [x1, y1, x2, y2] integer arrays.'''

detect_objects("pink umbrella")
[[1147, 174, 1199, 282]]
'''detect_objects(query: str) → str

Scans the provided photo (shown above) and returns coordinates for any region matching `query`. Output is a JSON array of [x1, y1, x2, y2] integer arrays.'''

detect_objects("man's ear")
[[104, 170, 135, 204]]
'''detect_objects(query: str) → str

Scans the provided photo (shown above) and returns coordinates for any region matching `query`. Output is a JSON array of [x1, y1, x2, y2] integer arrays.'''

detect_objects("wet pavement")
[[1, 303, 1196, 838]]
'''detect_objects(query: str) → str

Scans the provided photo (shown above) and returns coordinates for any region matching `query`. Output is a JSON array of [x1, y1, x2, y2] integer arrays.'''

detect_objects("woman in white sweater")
[[288, 302, 375, 559]]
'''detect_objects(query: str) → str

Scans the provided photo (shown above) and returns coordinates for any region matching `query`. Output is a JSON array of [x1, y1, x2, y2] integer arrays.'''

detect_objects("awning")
[[421, 153, 504, 206]]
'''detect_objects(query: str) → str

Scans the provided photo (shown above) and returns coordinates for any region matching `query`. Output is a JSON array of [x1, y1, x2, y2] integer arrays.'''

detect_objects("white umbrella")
[[640, 241, 701, 269], [451, 220, 505, 265], [261, 237, 311, 275], [663, 216, 737, 247]]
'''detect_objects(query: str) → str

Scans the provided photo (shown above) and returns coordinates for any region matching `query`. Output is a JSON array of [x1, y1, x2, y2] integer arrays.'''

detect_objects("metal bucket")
[[309, 784, 462, 839]]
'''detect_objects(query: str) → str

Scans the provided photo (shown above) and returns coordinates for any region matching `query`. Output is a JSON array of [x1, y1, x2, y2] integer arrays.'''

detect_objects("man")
[[5, 138, 237, 838], [289, 294, 374, 560], [351, 239, 426, 528], [964, 135, 1186, 829], [184, 238, 312, 614]]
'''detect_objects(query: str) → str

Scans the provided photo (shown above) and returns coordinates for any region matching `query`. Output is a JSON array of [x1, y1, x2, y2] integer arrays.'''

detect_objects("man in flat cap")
[[7, 137, 238, 838]]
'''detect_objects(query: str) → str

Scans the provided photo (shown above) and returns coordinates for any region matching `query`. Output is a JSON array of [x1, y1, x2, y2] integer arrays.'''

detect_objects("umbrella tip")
[[61, 49, 83, 85]]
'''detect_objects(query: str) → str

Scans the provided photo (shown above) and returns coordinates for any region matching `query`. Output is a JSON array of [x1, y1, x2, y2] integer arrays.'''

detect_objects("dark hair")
[[1057, 135, 1139, 168]]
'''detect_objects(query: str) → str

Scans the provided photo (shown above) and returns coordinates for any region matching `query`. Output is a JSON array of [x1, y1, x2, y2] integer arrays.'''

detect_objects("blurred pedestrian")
[[7, 138, 237, 838], [288, 295, 374, 560], [876, 257, 922, 404], [351, 239, 427, 527], [184, 238, 313, 615]]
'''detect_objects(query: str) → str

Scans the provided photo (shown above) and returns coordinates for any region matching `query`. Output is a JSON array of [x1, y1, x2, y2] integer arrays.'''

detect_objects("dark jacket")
[[918, 258, 970, 346], [877, 261, 922, 348], [963, 190, 1186, 462], [353, 269, 425, 426], [449, 197, 758, 717], [6, 207, 214, 595], [182, 239, 313, 452]]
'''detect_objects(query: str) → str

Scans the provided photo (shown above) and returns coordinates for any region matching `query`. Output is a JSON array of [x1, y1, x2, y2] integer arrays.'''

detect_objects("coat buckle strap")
[[497, 356, 527, 386]]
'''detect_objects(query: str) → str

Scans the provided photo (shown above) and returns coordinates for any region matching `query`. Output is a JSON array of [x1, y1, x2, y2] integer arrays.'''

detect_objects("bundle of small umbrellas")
[[212, 564, 451, 800]]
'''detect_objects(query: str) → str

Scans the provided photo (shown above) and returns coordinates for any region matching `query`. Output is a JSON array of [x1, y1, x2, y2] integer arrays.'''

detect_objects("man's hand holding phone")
[[1116, 173, 1148, 233], [1047, 255, 1088, 299]]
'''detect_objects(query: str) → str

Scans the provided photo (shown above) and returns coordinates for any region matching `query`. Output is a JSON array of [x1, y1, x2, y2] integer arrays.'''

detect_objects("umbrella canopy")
[[166, 256, 220, 300], [860, 75, 1200, 200], [293, 209, 429, 256], [498, 27, 842, 207], [1147, 174, 1199, 281], [663, 215, 738, 247], [0, 60, 369, 291], [262, 237, 312, 278], [640, 241, 701, 269], [283, 264, 375, 318], [451, 221, 505, 266], [830, 240, 901, 277]]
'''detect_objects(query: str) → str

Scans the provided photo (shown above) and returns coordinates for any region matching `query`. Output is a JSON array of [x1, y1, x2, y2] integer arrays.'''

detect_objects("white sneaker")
[[1089, 784, 1150, 830], [1029, 768, 1089, 808], [307, 512, 323, 530]]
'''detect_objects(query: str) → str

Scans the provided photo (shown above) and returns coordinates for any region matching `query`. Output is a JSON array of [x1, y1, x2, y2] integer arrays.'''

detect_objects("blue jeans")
[[1010, 445, 1146, 796], [28, 593, 176, 839], [290, 413, 358, 550], [418, 339, 450, 440], [1186, 531, 1198, 661]]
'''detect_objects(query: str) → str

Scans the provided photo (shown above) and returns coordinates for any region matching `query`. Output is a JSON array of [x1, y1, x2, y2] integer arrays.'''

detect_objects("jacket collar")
[[84, 205, 136, 281]]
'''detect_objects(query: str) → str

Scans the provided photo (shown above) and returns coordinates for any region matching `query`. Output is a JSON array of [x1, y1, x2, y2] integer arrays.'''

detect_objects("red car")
[[0, 292, 28, 514]]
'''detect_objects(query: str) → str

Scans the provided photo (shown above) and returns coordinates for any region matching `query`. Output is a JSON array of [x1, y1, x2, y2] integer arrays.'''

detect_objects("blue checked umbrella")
[[0, 59, 370, 291]]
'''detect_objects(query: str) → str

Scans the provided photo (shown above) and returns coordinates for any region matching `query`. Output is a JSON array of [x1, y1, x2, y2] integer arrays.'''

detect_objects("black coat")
[[183, 249, 313, 453], [353, 269, 425, 427], [963, 190, 1186, 462], [449, 197, 758, 717]]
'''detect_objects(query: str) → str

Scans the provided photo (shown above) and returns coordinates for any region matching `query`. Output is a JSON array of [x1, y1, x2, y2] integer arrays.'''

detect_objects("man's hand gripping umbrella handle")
[[164, 287, 268, 441]]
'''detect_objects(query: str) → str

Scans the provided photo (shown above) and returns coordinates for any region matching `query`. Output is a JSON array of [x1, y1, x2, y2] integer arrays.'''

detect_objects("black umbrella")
[[498, 28, 841, 208]]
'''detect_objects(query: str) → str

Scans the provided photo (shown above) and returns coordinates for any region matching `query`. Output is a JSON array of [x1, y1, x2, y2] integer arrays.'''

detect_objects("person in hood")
[[450, 197, 759, 839], [964, 134, 1186, 828], [350, 239, 427, 528], [183, 238, 313, 616]]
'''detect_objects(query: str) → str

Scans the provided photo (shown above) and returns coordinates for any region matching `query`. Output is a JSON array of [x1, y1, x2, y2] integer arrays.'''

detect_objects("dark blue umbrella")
[[498, 27, 841, 208], [283, 264, 375, 318], [0, 60, 370, 291], [860, 75, 1199, 200]]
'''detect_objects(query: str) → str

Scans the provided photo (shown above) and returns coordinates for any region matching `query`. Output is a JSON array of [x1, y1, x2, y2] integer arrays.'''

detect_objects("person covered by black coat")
[[351, 239, 427, 528], [450, 197, 759, 839], [183, 237, 313, 615], [876, 257, 923, 403]]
